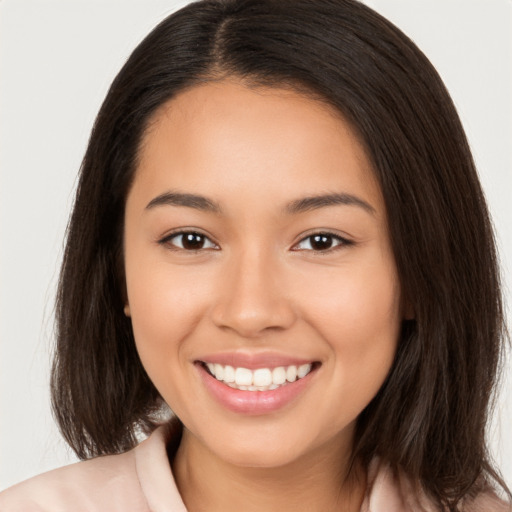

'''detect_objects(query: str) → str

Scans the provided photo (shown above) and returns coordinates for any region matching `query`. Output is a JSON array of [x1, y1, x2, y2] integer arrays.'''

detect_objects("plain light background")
[[1, 0, 511, 491]]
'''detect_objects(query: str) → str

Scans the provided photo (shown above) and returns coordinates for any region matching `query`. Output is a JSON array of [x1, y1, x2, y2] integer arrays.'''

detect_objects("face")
[[124, 80, 403, 468]]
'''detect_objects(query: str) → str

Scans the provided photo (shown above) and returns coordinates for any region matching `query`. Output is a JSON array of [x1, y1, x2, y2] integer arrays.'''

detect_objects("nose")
[[210, 247, 297, 338]]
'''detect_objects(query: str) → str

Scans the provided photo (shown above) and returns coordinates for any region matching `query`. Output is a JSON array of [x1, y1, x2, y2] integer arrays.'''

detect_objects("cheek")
[[300, 259, 401, 338], [125, 259, 214, 376], [297, 258, 401, 405]]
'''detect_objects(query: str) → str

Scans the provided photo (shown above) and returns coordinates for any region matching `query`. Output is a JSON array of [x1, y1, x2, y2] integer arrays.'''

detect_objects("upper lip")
[[196, 351, 319, 370]]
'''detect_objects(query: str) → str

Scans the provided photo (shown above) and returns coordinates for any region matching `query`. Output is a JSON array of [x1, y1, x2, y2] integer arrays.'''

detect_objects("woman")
[[0, 0, 509, 510]]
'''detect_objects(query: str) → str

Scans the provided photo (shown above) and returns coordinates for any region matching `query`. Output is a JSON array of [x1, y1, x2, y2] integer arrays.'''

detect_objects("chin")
[[198, 421, 330, 470]]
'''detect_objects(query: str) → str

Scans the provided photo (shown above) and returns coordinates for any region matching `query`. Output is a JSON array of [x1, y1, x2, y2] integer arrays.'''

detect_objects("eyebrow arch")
[[145, 191, 222, 214], [285, 193, 376, 215], [145, 191, 375, 216]]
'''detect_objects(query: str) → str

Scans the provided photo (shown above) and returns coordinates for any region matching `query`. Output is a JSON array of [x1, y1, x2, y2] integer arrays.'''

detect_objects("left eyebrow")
[[285, 193, 376, 215]]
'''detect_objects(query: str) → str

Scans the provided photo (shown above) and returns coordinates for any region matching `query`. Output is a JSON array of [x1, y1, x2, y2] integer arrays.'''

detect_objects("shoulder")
[[0, 449, 147, 512], [0, 422, 186, 512], [364, 458, 510, 512]]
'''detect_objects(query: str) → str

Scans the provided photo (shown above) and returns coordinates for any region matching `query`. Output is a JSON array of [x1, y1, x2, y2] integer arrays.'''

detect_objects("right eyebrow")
[[145, 191, 222, 214]]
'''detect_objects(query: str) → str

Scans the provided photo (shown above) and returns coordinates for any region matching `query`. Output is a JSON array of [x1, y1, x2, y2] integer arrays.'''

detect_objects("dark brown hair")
[[51, 0, 510, 509]]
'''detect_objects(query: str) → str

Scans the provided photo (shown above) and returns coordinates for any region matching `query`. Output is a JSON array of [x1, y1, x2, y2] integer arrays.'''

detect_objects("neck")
[[172, 427, 366, 512]]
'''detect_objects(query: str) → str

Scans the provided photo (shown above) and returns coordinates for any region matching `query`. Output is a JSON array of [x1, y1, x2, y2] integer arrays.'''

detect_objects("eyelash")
[[158, 231, 219, 251], [292, 231, 354, 253], [158, 230, 354, 254]]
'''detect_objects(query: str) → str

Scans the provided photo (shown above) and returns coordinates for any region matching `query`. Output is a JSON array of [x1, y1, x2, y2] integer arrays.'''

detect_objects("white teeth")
[[272, 367, 287, 385], [253, 368, 272, 387], [298, 363, 312, 378], [214, 364, 224, 381], [205, 362, 314, 391], [286, 365, 297, 382], [235, 367, 253, 386], [223, 365, 235, 383]]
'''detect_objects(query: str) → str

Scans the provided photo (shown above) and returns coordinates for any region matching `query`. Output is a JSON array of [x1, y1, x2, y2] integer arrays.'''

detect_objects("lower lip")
[[196, 363, 317, 415]]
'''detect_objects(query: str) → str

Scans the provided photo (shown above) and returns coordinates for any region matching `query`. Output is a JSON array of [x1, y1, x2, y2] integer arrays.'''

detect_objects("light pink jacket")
[[0, 424, 508, 512]]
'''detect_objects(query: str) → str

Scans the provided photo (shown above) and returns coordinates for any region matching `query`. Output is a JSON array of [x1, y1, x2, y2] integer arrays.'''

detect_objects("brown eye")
[[310, 234, 334, 250], [162, 231, 217, 251], [294, 233, 351, 252], [182, 233, 206, 249]]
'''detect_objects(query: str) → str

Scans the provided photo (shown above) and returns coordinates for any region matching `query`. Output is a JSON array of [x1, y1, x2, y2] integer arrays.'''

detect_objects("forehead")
[[133, 79, 383, 216]]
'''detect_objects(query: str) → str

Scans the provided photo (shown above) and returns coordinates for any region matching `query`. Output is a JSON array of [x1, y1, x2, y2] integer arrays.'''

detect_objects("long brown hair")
[[51, 0, 510, 509]]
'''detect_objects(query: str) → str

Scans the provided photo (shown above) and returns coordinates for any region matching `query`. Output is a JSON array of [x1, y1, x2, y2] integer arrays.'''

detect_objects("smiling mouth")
[[199, 361, 321, 392]]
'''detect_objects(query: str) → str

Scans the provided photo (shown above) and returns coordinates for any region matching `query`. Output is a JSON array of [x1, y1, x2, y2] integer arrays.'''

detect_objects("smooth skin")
[[124, 79, 405, 512]]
